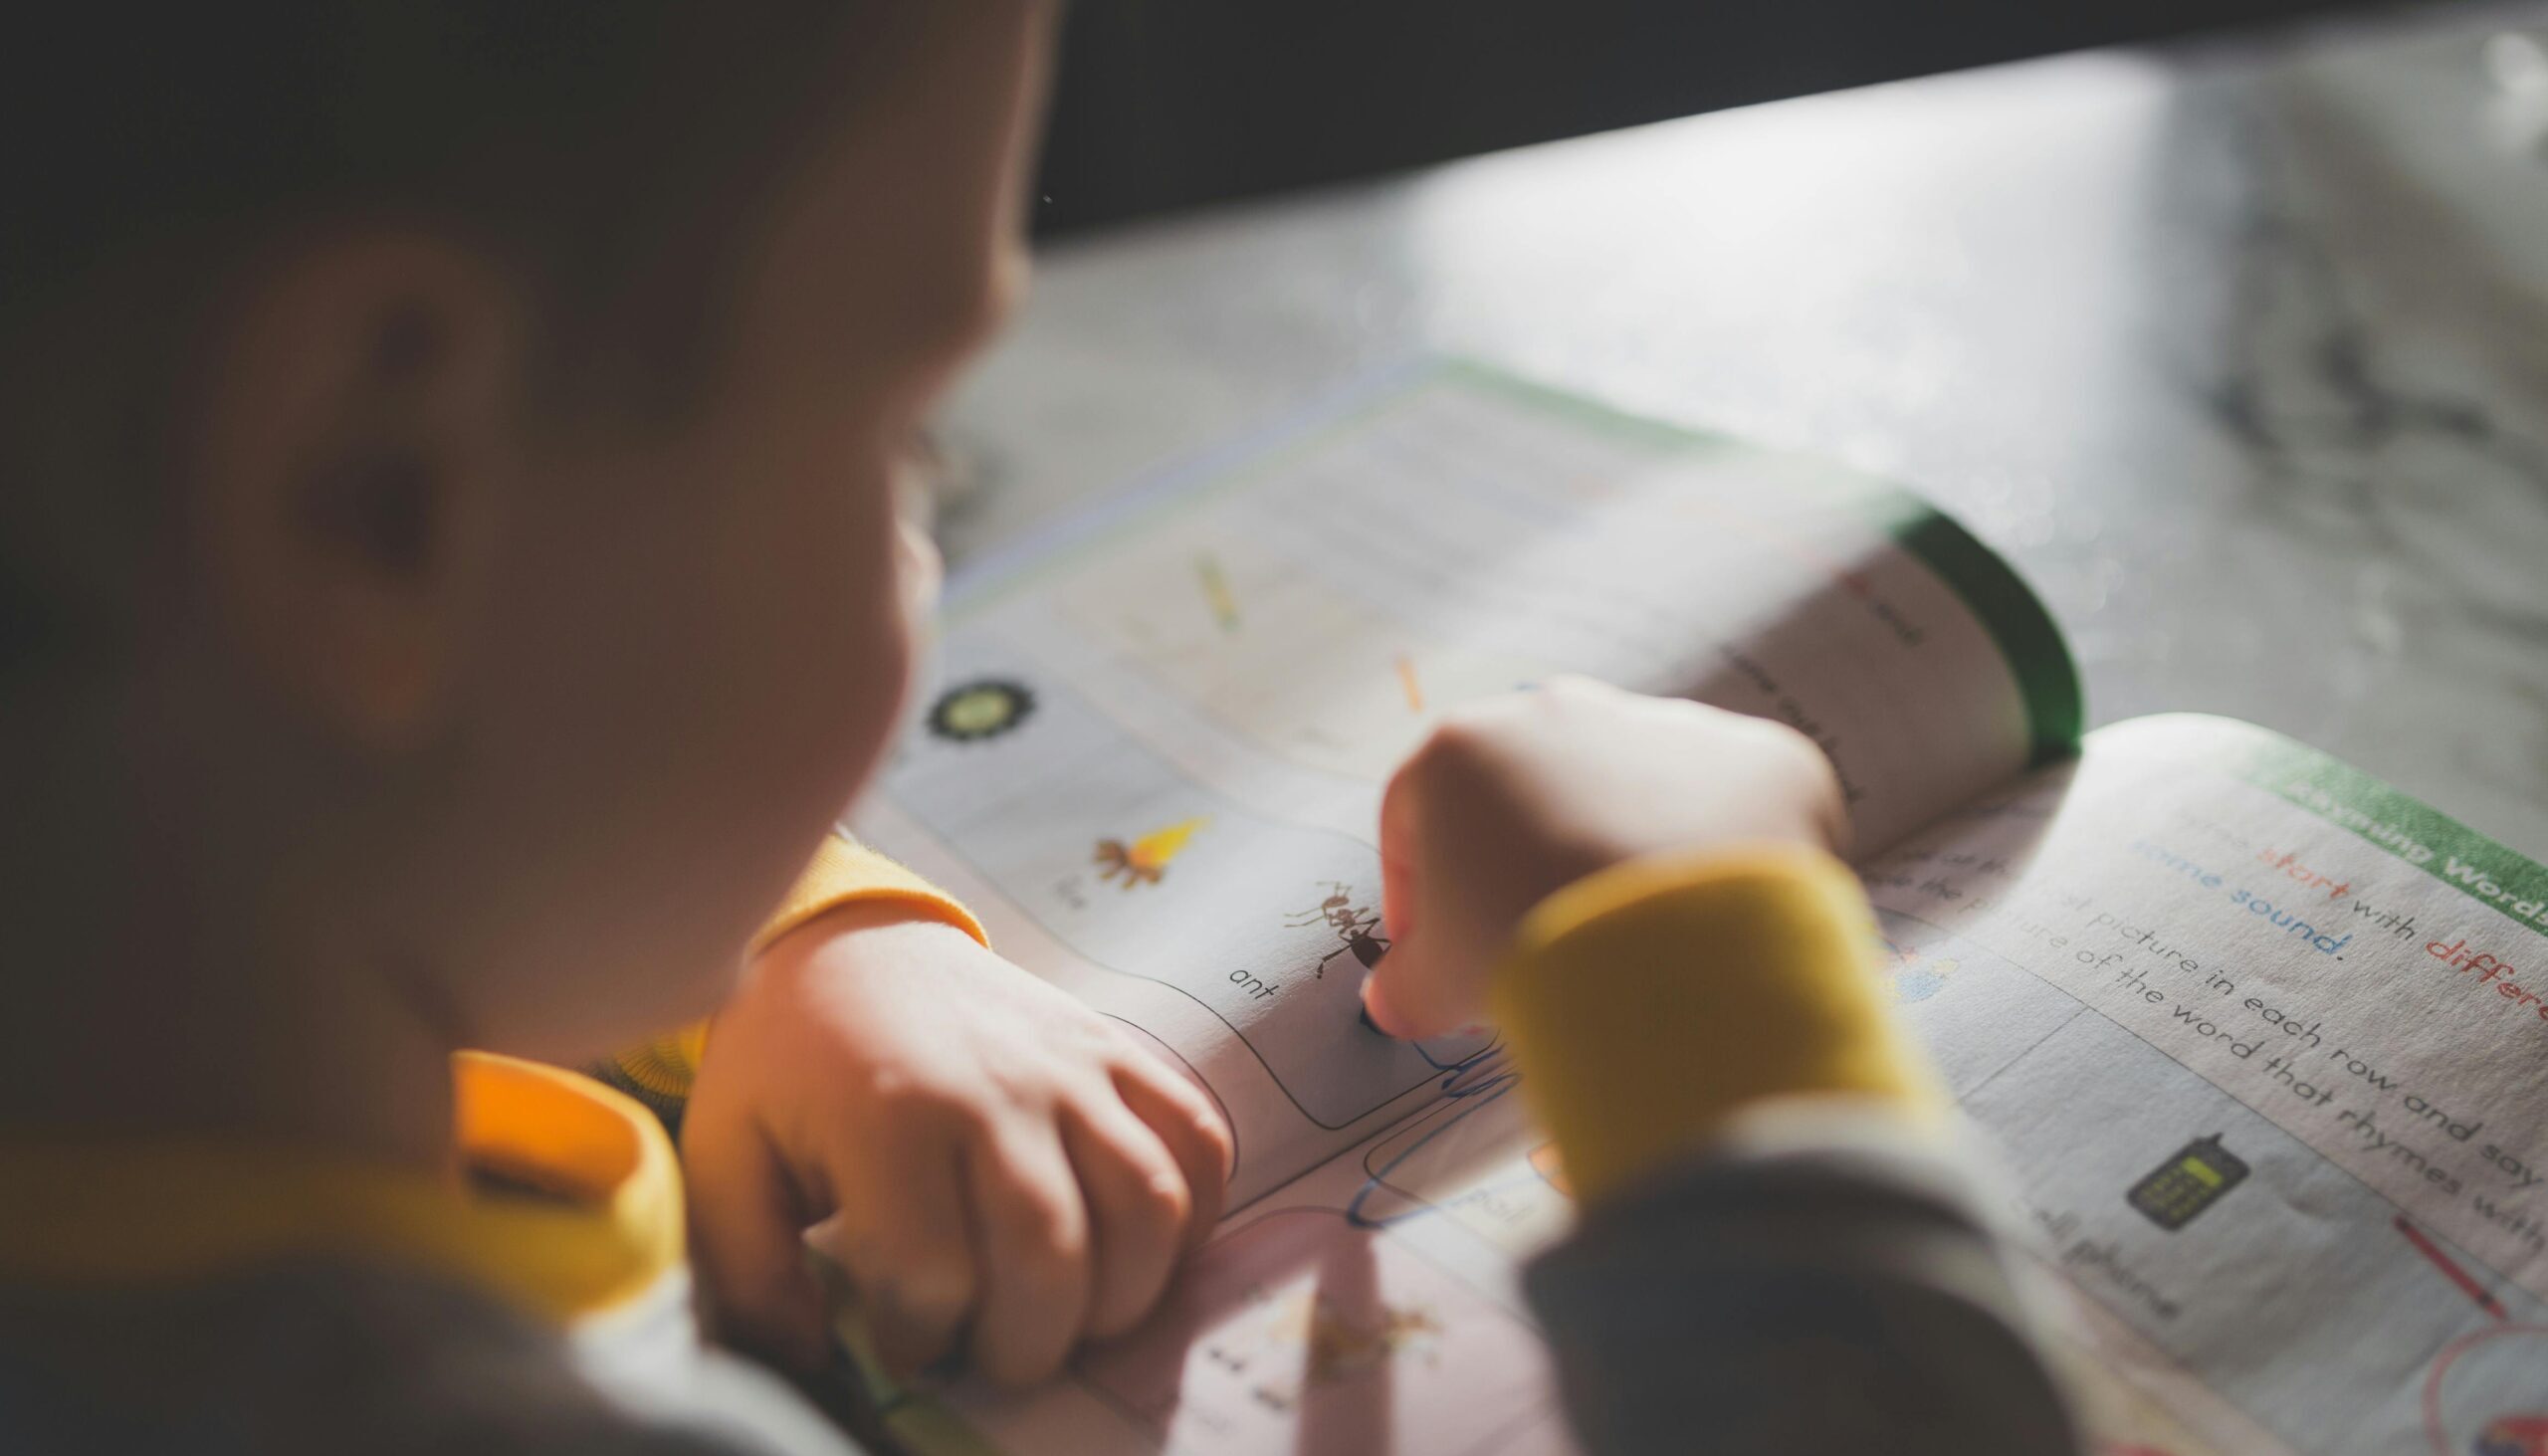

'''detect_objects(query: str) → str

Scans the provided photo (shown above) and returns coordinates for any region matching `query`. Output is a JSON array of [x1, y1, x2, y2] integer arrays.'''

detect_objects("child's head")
[[2, 5, 1052, 1080]]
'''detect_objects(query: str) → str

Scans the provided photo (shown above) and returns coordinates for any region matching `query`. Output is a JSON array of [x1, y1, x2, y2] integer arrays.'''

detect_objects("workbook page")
[[866, 713, 2548, 1456], [859, 358, 2079, 1210], [880, 1051, 1583, 1456], [1861, 714, 2548, 1455]]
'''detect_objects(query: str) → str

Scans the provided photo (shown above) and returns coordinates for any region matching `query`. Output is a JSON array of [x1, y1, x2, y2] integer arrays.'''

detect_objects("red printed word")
[[2426, 937, 2548, 1025], [2257, 848, 2353, 901]]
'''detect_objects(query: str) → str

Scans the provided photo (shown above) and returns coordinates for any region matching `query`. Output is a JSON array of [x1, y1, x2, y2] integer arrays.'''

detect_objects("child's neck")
[[1, 715, 458, 1172], [8, 901, 461, 1171]]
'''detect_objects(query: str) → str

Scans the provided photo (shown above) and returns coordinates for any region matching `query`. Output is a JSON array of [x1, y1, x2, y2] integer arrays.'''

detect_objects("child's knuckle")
[[1065, 1016, 1125, 1058], [1127, 1168, 1190, 1233], [1191, 1109, 1236, 1173], [891, 1251, 977, 1320], [1763, 719, 1836, 780], [1541, 673, 1601, 705], [917, 1088, 997, 1142], [1414, 714, 1497, 780], [1007, 1199, 1079, 1274]]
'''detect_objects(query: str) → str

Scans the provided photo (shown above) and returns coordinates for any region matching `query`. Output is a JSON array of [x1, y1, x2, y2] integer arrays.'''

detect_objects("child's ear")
[[191, 230, 522, 751]]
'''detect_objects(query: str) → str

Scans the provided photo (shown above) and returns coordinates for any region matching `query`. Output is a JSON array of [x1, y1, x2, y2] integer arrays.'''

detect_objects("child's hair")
[[0, 2, 865, 681]]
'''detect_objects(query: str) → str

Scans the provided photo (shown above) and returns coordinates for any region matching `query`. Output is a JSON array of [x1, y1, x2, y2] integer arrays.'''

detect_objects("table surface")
[[940, 1, 2548, 855]]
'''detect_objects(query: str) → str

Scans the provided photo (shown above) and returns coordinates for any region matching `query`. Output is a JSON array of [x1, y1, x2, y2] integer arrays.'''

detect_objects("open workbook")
[[841, 359, 2548, 1456]]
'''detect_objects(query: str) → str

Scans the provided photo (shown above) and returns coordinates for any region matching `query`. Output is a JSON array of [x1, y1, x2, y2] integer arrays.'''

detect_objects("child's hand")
[[681, 906, 1233, 1384], [1362, 677, 1848, 1040]]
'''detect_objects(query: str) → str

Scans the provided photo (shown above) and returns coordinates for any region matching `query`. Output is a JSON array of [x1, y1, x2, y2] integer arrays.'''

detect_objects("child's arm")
[[606, 832, 1232, 1385], [1364, 680, 2082, 1456], [591, 834, 988, 1125]]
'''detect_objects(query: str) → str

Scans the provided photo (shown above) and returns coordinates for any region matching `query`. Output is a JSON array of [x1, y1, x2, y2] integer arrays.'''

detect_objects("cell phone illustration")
[[2127, 1135, 2250, 1231]]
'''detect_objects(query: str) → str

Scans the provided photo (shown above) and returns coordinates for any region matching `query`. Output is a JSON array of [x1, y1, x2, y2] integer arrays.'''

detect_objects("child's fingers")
[[1370, 761, 1479, 1040], [1375, 762, 1427, 951], [682, 1112, 829, 1371], [1111, 1059, 1231, 1250], [964, 1122, 1094, 1385], [1360, 932, 1471, 1041], [1060, 1097, 1191, 1339], [825, 1129, 978, 1377]]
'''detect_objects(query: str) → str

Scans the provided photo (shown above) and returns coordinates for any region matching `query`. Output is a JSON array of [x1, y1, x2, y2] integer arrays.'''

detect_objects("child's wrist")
[[751, 832, 988, 955], [1490, 845, 1942, 1207], [753, 898, 981, 967]]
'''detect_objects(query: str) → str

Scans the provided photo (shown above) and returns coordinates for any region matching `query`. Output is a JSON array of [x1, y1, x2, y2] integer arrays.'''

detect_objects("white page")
[[895, 1067, 1580, 1456], [1858, 714, 2548, 1455], [862, 714, 2548, 1456], [859, 359, 2077, 1208]]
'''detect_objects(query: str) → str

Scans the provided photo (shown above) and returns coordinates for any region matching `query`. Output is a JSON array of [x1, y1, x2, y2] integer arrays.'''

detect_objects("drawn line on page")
[[892, 655, 1496, 1130], [1887, 904, 2517, 1454], [1099, 1011, 1243, 1182], [2421, 1323, 2548, 1456], [941, 355, 1435, 613], [2005, 1240, 2309, 1456], [1344, 1077, 1529, 1231], [1422, 1037, 1509, 1081], [1954, 1001, 2091, 1106], [1025, 938, 1485, 1132], [1043, 600, 1402, 799], [2395, 1215, 2510, 1321], [1055, 1205, 1565, 1454], [1395, 653, 1424, 714]]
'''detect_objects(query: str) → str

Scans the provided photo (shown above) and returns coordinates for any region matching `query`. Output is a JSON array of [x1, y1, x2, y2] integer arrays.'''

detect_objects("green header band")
[[954, 354, 2086, 771], [1443, 358, 2084, 765], [2238, 736, 2548, 943], [1884, 508, 2083, 768]]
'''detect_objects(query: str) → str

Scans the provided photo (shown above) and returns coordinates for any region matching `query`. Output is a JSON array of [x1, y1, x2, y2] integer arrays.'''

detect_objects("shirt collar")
[[0, 1051, 684, 1325]]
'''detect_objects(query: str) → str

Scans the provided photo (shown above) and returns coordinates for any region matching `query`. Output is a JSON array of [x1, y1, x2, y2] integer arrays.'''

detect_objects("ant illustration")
[[1284, 881, 1390, 977]]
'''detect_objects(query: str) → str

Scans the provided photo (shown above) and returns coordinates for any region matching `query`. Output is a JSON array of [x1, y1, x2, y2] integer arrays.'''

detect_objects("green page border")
[[953, 355, 2085, 764], [1884, 506, 2083, 767], [899, 358, 2096, 1450], [2230, 725, 2548, 943], [1443, 358, 2082, 765]]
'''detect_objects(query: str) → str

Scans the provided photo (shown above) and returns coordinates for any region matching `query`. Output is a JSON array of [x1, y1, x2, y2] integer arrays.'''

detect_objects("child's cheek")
[[802, 488, 926, 814], [895, 517, 945, 637], [888, 516, 943, 718]]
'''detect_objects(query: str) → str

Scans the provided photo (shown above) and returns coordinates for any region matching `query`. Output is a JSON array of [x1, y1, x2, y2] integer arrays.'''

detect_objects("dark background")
[[1030, 0, 2387, 236]]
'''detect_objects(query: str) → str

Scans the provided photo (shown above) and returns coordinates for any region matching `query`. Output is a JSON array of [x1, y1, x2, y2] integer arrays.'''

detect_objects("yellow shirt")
[[594, 833, 987, 1122], [0, 831, 983, 1327], [0, 1053, 677, 1325]]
